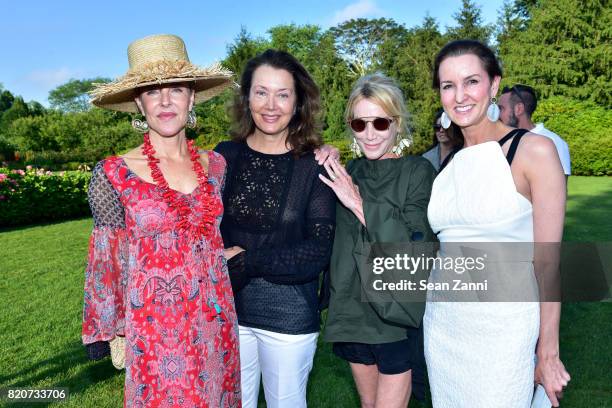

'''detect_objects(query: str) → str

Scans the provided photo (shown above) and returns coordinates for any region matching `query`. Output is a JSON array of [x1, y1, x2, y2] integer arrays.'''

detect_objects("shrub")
[[17, 148, 104, 171], [0, 167, 91, 227], [533, 96, 611, 176], [0, 136, 15, 161]]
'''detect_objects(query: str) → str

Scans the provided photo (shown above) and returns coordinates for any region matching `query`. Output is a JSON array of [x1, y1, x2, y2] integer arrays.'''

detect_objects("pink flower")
[[26, 165, 33, 170], [14, 169, 25, 176], [0, 195, 5, 201], [0, 174, 6, 182]]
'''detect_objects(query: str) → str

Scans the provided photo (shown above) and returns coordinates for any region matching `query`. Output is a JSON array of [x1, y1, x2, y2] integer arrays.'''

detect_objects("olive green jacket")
[[323, 155, 437, 344]]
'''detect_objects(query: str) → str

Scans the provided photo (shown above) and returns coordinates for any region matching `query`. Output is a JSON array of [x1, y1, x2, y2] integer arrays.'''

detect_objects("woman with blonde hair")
[[323, 73, 436, 408]]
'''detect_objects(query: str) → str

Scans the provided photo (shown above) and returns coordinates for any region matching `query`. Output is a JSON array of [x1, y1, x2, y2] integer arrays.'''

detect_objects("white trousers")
[[239, 325, 319, 408]]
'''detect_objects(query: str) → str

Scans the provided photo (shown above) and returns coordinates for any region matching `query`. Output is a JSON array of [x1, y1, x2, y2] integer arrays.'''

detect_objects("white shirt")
[[531, 123, 571, 175]]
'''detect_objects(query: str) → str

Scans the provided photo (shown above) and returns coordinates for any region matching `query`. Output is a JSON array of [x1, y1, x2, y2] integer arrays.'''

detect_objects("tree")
[[223, 27, 269, 79], [48, 77, 110, 112], [194, 91, 233, 146], [27, 101, 46, 117], [268, 24, 322, 63], [5, 115, 59, 151], [0, 88, 15, 113], [500, 0, 612, 107], [309, 31, 354, 141], [495, 0, 529, 50], [446, 0, 494, 44], [0, 97, 30, 131], [330, 18, 408, 76], [381, 15, 446, 153]]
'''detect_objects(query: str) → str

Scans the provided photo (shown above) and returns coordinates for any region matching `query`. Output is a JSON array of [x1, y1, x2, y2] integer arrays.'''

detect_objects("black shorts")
[[333, 332, 420, 375]]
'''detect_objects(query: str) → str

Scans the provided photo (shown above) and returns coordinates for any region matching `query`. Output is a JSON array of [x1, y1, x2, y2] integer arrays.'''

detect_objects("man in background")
[[499, 84, 571, 178]]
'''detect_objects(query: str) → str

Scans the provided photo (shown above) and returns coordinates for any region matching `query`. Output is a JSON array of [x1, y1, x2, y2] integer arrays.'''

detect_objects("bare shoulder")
[[515, 132, 564, 183], [198, 149, 211, 162], [120, 145, 145, 160], [518, 132, 558, 162]]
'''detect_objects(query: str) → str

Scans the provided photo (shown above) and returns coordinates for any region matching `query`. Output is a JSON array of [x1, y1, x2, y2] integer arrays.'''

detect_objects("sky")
[[1, 0, 504, 106]]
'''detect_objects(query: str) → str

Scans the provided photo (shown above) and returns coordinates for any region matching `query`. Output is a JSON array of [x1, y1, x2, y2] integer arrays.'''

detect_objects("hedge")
[[533, 96, 612, 176], [0, 167, 91, 227]]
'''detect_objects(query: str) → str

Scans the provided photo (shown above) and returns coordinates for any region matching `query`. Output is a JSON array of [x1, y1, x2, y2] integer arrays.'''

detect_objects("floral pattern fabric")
[[82, 154, 240, 408]]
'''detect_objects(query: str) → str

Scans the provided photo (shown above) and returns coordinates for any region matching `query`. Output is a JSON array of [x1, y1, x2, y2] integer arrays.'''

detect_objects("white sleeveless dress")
[[424, 141, 540, 407]]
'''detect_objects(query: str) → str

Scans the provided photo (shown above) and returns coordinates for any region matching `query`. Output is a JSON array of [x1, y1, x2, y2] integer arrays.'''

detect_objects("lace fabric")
[[215, 141, 336, 334], [88, 161, 125, 228]]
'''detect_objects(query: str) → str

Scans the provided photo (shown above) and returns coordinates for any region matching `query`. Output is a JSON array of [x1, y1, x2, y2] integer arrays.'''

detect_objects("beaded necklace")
[[142, 132, 220, 240]]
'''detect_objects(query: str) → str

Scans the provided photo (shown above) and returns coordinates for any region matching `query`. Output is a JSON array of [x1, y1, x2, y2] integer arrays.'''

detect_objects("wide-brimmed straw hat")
[[90, 34, 234, 112]]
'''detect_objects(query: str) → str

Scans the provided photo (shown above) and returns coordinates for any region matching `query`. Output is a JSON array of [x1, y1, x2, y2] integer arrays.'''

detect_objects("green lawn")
[[0, 176, 610, 407]]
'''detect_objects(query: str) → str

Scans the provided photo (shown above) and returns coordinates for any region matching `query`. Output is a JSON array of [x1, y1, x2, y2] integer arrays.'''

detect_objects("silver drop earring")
[[186, 110, 197, 129], [132, 117, 149, 133], [440, 111, 451, 129], [487, 97, 500, 122]]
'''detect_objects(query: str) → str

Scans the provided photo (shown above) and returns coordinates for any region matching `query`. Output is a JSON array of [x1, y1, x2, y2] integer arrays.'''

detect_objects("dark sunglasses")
[[433, 124, 443, 131], [349, 117, 395, 132]]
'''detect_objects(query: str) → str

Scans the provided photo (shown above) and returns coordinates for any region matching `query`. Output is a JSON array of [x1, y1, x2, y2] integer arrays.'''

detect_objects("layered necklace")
[[142, 132, 221, 241]]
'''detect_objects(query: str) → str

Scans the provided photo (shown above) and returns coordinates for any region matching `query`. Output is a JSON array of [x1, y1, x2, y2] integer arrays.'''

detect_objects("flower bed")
[[0, 165, 91, 227]]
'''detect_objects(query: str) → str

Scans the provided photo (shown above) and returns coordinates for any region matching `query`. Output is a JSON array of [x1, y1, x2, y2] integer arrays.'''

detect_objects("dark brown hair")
[[230, 49, 322, 156], [501, 84, 538, 116], [431, 109, 463, 148], [432, 40, 502, 89]]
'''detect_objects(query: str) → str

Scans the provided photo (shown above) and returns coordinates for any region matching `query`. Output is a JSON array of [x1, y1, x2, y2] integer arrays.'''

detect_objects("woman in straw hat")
[[83, 34, 240, 407], [213, 49, 336, 408]]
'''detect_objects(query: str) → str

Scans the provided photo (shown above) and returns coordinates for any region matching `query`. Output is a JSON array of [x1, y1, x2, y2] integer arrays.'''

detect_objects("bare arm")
[[523, 135, 570, 406]]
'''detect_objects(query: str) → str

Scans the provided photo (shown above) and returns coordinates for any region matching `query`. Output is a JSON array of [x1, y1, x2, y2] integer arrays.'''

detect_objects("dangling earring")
[[392, 134, 411, 156], [132, 117, 149, 133], [186, 110, 197, 129], [487, 97, 500, 122], [441, 111, 451, 129], [350, 137, 362, 158]]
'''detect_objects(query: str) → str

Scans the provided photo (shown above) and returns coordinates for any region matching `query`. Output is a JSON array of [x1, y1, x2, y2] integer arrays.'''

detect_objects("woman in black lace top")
[[214, 49, 336, 408]]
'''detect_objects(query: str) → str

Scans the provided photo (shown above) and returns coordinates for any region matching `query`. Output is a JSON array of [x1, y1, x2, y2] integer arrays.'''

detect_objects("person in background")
[[214, 49, 336, 408], [84, 34, 240, 407], [422, 109, 463, 172], [498, 84, 571, 178], [322, 73, 435, 408]]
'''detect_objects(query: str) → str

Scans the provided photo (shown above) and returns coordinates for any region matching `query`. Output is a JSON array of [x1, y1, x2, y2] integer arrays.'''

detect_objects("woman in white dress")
[[424, 40, 570, 407]]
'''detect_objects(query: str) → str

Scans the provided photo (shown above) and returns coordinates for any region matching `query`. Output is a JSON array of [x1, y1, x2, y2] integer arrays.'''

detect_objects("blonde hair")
[[345, 73, 411, 142]]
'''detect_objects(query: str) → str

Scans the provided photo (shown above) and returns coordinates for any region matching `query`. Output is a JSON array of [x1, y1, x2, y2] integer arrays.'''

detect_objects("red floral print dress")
[[82, 153, 240, 408]]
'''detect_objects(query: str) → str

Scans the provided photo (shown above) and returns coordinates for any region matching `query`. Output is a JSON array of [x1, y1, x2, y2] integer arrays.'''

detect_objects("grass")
[[0, 176, 610, 407]]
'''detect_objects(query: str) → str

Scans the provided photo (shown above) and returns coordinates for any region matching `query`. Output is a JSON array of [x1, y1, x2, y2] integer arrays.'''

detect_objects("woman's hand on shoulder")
[[319, 158, 364, 225], [314, 144, 340, 165]]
